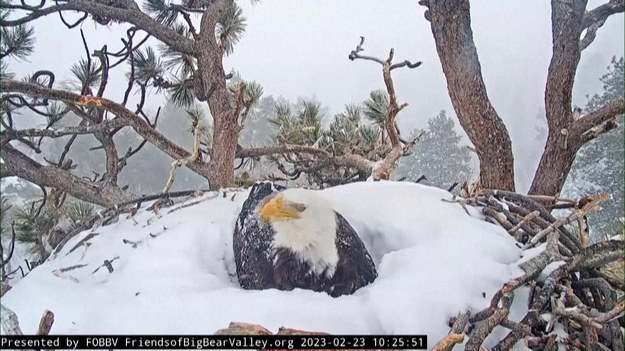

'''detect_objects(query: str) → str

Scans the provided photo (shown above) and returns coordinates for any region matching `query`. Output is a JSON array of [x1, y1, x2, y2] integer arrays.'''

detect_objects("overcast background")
[[8, 0, 624, 192]]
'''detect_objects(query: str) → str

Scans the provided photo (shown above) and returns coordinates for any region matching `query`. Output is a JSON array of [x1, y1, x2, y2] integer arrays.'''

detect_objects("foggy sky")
[[8, 0, 625, 192]]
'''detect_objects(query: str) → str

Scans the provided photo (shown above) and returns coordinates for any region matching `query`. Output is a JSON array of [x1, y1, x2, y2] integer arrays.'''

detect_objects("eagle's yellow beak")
[[258, 194, 300, 223]]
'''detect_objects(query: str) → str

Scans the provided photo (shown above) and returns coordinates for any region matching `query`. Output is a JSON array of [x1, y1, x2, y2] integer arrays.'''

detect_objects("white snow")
[[2, 181, 526, 346], [517, 243, 547, 265], [0, 176, 28, 191], [538, 261, 566, 283], [1, 239, 36, 285]]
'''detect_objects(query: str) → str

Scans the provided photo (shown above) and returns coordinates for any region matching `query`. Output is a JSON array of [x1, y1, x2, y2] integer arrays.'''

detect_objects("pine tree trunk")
[[529, 133, 579, 196], [196, 0, 238, 190], [209, 113, 239, 189], [424, 0, 515, 191], [529, 0, 586, 196]]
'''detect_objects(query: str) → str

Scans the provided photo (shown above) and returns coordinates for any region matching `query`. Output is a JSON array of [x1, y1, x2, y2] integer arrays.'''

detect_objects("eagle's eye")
[[293, 203, 307, 212]]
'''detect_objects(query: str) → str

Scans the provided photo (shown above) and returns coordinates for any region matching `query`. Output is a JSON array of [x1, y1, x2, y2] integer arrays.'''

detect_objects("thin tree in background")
[[396, 110, 473, 190]]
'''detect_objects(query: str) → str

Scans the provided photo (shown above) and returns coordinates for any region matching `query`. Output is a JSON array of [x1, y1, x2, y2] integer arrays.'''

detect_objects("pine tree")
[[396, 110, 473, 190]]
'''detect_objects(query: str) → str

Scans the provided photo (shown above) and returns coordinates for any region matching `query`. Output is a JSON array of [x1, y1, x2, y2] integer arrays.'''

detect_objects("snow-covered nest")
[[1, 181, 530, 346]]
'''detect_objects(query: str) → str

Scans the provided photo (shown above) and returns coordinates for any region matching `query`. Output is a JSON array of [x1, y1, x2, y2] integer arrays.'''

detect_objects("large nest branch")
[[237, 145, 331, 159], [237, 145, 376, 182]]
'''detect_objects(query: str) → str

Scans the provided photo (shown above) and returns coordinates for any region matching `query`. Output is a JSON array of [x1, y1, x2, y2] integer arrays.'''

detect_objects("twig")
[[465, 292, 514, 351], [36, 310, 54, 335], [162, 119, 205, 193]]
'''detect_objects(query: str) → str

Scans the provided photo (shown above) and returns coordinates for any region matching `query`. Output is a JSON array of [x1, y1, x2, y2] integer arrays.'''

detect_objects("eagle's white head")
[[258, 188, 339, 276]]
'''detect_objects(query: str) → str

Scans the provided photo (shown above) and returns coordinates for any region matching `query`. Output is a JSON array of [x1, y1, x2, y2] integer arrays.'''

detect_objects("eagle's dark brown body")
[[233, 182, 377, 297]]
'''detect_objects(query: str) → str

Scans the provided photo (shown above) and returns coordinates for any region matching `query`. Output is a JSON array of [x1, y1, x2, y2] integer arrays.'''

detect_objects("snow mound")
[[1, 181, 525, 345]]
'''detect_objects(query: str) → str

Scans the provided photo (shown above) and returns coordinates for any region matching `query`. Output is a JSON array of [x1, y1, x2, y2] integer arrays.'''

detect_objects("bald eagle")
[[233, 182, 377, 297]]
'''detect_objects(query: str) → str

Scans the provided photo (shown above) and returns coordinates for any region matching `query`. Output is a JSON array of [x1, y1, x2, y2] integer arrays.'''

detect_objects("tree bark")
[[2, 80, 214, 181], [1, 0, 195, 54], [2, 144, 132, 207], [423, 0, 515, 191], [529, 0, 624, 195], [196, 0, 238, 190], [209, 115, 239, 189]]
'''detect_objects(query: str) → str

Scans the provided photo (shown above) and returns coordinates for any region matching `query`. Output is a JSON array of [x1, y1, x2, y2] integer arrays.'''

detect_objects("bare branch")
[[582, 120, 618, 144], [237, 145, 332, 159], [582, 0, 624, 30], [1, 118, 129, 140], [179, 9, 199, 39], [2, 80, 211, 179], [465, 293, 515, 351], [390, 60, 422, 71], [580, 17, 606, 51], [2, 143, 132, 207], [348, 37, 421, 180], [162, 120, 205, 193], [348, 37, 384, 64], [572, 98, 624, 137], [36, 310, 54, 335], [0, 304, 24, 335], [1, 0, 195, 55]]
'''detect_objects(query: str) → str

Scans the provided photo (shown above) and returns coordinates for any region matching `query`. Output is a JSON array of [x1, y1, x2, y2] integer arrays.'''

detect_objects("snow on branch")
[[1, 304, 55, 337], [198, 187, 623, 351], [571, 98, 624, 138], [431, 189, 624, 351]]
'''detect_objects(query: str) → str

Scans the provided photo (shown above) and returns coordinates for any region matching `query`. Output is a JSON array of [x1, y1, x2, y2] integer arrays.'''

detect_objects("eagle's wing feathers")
[[233, 182, 285, 289], [330, 212, 377, 297]]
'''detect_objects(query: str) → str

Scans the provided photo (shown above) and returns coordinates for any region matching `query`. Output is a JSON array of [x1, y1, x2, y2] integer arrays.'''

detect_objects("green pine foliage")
[[12, 201, 55, 243], [142, 0, 179, 26], [67, 201, 95, 230], [133, 47, 165, 83], [0, 22, 35, 61], [362, 90, 390, 126], [0, 198, 12, 239], [160, 23, 196, 77], [269, 101, 324, 146], [395, 110, 473, 190], [70, 58, 102, 91], [216, 2, 247, 56], [169, 78, 196, 108], [1, 60, 15, 80]]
